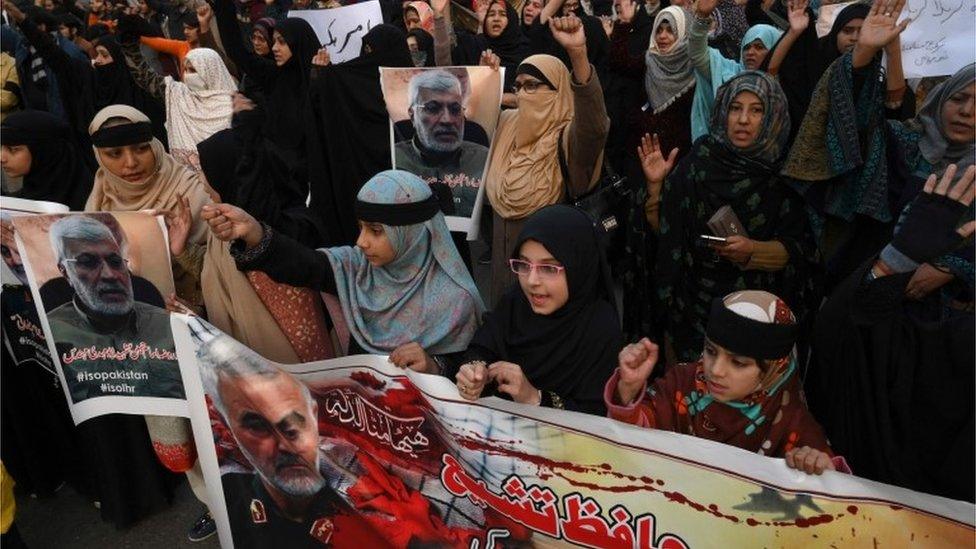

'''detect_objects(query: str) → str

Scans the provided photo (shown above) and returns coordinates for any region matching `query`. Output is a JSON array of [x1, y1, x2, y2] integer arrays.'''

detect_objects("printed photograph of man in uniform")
[[198, 334, 472, 548]]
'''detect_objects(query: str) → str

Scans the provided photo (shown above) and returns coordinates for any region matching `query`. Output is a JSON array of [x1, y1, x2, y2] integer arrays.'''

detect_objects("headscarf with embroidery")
[[785, 58, 975, 224], [322, 170, 485, 354], [636, 290, 834, 457]]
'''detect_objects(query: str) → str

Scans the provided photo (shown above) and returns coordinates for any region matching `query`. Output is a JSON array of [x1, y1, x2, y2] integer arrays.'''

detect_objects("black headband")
[[355, 195, 440, 226], [705, 299, 797, 360], [91, 122, 154, 147], [516, 64, 557, 91]]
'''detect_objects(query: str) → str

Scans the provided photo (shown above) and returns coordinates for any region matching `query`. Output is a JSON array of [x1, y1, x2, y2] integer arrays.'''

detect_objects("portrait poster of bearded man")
[[11, 211, 189, 423], [382, 66, 503, 235]]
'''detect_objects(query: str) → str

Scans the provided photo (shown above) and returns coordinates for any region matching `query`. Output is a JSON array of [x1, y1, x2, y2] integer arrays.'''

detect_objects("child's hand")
[[785, 446, 835, 475]]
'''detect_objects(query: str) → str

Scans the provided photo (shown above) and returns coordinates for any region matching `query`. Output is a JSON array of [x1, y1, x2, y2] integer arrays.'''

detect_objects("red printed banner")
[[173, 315, 975, 549]]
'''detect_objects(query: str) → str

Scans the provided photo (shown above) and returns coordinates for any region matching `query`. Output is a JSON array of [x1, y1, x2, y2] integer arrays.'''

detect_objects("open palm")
[[638, 133, 678, 185], [858, 0, 909, 49]]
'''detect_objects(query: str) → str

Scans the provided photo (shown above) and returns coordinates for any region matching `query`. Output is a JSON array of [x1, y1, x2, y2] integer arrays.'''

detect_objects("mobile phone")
[[699, 234, 728, 244]]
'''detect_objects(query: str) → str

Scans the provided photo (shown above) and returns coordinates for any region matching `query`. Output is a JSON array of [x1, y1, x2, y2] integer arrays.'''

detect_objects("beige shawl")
[[485, 55, 574, 220], [85, 105, 211, 245]]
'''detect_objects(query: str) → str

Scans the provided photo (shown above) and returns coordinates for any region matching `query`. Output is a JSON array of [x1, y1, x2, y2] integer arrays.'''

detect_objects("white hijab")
[[164, 47, 235, 167]]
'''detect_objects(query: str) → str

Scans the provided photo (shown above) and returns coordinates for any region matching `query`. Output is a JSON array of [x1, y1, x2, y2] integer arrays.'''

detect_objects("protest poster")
[[381, 66, 503, 235], [898, 0, 976, 78], [289, 1, 383, 64], [12, 211, 188, 424], [173, 314, 975, 549]]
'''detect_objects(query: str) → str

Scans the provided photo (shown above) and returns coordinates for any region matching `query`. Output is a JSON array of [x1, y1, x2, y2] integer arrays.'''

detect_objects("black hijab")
[[820, 3, 869, 63], [266, 18, 321, 151], [483, 1, 530, 89], [92, 36, 166, 143], [483, 1, 530, 66], [306, 24, 413, 245], [470, 205, 622, 415], [407, 28, 435, 67], [1, 111, 93, 210]]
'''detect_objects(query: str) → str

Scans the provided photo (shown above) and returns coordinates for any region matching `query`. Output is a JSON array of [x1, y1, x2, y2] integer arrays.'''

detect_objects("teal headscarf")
[[691, 24, 782, 140], [322, 170, 486, 355]]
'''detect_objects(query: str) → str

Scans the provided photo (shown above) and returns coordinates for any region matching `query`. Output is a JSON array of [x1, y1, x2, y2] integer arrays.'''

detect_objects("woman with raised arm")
[[648, 71, 815, 363], [484, 15, 609, 303], [784, 0, 974, 286], [687, 0, 781, 140]]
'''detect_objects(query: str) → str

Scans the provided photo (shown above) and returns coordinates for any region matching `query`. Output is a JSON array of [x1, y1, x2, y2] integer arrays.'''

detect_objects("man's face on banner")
[[411, 85, 465, 153], [59, 237, 134, 316], [219, 371, 326, 499]]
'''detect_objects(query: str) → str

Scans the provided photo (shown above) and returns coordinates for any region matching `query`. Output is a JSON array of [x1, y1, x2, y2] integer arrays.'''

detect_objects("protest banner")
[[381, 66, 503, 235], [898, 0, 976, 78], [289, 2, 383, 64], [173, 314, 975, 549], [12, 211, 188, 423]]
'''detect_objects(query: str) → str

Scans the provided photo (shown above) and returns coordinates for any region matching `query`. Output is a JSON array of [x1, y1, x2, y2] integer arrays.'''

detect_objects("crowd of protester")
[[0, 0, 973, 542]]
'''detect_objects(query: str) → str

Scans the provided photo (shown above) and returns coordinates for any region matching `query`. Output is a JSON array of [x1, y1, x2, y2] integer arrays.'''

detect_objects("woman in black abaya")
[[305, 24, 414, 245], [0, 111, 92, 210], [90, 36, 167, 143]]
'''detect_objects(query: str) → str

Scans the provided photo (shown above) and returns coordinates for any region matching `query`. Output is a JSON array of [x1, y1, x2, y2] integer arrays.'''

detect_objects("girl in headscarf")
[[85, 104, 213, 309], [208, 170, 486, 371], [651, 71, 815, 363], [0, 110, 93, 210], [481, 0, 530, 91], [119, 44, 237, 172], [455, 205, 622, 416], [784, 1, 974, 286], [606, 290, 850, 475], [240, 16, 276, 101], [688, 0, 782, 140], [90, 35, 167, 144], [484, 16, 609, 303], [616, 6, 697, 342], [638, 6, 696, 162], [212, 1, 321, 177], [404, 1, 435, 33]]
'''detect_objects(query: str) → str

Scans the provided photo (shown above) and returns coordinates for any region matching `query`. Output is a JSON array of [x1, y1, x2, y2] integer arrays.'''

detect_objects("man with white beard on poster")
[[45, 215, 183, 403], [394, 70, 489, 218]]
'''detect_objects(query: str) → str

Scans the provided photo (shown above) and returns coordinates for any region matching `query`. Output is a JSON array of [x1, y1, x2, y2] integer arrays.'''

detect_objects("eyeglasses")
[[513, 80, 553, 94], [417, 101, 464, 116], [509, 259, 565, 278], [63, 252, 128, 271]]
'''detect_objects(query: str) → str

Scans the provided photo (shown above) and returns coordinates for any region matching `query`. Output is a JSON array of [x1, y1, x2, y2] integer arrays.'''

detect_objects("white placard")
[[288, 1, 383, 64], [899, 0, 976, 78]]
